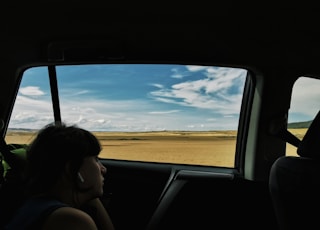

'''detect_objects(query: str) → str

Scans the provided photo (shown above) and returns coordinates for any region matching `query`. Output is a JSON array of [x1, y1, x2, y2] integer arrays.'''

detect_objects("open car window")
[[6, 64, 248, 168], [287, 76, 320, 156]]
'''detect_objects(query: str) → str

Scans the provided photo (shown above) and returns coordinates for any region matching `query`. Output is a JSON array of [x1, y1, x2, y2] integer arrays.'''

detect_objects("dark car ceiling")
[[1, 4, 320, 75]]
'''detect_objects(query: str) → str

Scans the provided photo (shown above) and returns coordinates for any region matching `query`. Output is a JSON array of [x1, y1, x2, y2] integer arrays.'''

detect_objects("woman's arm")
[[81, 198, 115, 230], [43, 207, 98, 230]]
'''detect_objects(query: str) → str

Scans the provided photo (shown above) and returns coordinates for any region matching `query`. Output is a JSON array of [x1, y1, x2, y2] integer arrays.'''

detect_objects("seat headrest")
[[297, 110, 320, 158]]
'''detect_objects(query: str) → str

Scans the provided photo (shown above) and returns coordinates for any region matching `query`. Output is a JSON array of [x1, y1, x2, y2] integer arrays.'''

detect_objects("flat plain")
[[5, 129, 305, 167]]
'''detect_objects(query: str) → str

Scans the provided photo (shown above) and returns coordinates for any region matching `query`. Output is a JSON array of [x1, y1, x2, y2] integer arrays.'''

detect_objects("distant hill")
[[6, 120, 313, 132], [288, 120, 312, 129], [7, 128, 36, 132]]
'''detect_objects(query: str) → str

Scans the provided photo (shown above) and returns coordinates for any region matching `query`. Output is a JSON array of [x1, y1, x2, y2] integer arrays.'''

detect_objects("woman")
[[5, 122, 115, 230]]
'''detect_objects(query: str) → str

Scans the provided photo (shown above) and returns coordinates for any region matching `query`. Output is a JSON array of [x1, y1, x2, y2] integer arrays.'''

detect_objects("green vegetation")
[[288, 121, 312, 129]]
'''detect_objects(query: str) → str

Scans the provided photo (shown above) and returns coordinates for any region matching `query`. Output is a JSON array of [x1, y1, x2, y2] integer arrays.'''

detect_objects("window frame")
[[6, 63, 254, 170]]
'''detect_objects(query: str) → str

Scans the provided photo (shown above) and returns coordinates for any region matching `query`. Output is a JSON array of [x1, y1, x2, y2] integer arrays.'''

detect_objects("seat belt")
[[269, 115, 301, 148], [275, 129, 301, 148]]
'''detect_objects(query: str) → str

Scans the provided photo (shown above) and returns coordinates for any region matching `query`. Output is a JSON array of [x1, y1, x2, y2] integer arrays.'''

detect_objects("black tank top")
[[4, 196, 67, 230]]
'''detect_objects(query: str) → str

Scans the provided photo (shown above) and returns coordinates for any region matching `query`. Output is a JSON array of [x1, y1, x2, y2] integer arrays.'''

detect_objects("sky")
[[8, 64, 320, 131]]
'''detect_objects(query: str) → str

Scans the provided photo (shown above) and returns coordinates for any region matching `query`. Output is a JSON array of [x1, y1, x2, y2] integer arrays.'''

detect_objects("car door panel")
[[101, 160, 278, 230]]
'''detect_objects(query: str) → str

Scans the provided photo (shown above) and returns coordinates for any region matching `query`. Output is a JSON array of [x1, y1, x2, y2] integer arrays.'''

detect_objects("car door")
[[2, 63, 278, 230]]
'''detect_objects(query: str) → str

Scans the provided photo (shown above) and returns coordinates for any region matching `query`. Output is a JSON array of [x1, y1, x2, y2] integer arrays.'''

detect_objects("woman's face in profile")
[[77, 156, 106, 198]]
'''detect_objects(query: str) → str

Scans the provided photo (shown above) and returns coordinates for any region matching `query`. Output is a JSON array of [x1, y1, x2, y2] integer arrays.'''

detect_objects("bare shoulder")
[[42, 206, 97, 230]]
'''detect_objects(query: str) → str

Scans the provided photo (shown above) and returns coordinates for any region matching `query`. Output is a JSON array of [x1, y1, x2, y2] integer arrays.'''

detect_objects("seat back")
[[269, 110, 320, 230]]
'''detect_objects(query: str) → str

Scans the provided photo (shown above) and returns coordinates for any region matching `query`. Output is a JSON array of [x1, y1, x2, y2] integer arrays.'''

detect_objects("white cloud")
[[150, 68, 246, 115], [149, 110, 180, 114], [186, 65, 209, 72], [150, 83, 163, 89], [71, 90, 89, 96], [19, 86, 45, 96], [14, 95, 52, 111]]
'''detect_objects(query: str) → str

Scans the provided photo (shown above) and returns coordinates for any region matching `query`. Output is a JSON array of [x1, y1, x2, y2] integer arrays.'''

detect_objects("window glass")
[[6, 64, 248, 167], [287, 76, 320, 156]]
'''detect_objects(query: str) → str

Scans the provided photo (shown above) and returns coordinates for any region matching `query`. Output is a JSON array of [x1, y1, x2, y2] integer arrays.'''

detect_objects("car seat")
[[269, 110, 320, 230]]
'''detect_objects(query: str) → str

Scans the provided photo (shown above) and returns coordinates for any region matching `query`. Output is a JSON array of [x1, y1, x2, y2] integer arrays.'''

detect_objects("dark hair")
[[25, 122, 101, 196]]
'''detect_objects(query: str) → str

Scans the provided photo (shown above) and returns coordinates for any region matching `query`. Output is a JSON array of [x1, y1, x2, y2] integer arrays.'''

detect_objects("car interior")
[[269, 109, 320, 230], [1, 3, 320, 230]]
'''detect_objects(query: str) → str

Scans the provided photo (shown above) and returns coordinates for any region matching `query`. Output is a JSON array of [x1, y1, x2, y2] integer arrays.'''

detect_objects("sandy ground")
[[5, 129, 304, 167]]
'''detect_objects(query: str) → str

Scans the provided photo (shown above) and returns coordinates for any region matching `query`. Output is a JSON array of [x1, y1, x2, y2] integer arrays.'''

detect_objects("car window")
[[6, 64, 248, 167], [287, 76, 320, 156]]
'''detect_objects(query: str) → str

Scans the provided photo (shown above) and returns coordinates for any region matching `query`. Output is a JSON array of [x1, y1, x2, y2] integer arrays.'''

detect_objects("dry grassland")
[[286, 128, 307, 156], [5, 129, 305, 167]]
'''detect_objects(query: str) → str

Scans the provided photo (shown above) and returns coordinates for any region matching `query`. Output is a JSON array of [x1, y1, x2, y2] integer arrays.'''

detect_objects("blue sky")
[[8, 64, 320, 131]]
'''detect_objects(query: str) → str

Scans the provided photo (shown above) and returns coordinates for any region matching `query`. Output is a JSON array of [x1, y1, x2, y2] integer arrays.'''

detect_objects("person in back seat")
[[5, 122, 115, 230]]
